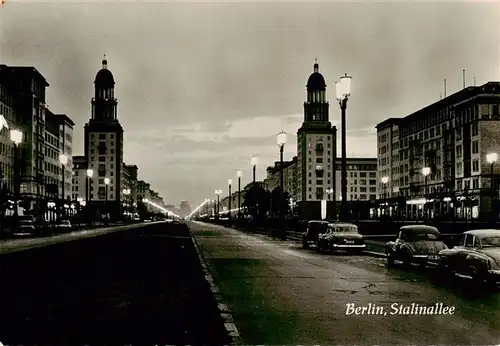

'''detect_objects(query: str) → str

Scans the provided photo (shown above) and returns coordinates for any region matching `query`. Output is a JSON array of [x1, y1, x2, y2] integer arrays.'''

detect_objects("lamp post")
[[59, 154, 68, 220], [237, 170, 242, 219], [123, 188, 131, 220], [277, 131, 287, 240], [251, 155, 258, 185], [104, 177, 110, 222], [228, 179, 232, 221], [422, 167, 431, 219], [215, 189, 222, 220], [381, 176, 389, 216], [486, 152, 498, 218], [335, 73, 352, 222], [326, 187, 333, 220], [86, 169, 94, 204], [10, 129, 23, 220]]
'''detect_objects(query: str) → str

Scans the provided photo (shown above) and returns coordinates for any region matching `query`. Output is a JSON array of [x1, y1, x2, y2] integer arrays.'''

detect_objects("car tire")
[[386, 253, 395, 267], [469, 267, 488, 288], [402, 251, 413, 268]]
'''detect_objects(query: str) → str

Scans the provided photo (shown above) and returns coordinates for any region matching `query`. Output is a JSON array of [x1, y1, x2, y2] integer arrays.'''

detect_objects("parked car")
[[438, 229, 500, 288], [385, 225, 447, 267], [317, 222, 365, 253], [56, 220, 72, 230], [301, 220, 329, 249], [13, 217, 36, 237]]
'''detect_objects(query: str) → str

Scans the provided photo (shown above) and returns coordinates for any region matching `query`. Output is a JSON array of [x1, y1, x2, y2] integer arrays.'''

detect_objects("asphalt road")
[[191, 221, 500, 345], [0, 222, 231, 346]]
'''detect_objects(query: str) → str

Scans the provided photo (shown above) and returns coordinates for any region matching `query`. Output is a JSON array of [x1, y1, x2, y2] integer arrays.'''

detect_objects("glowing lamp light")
[[487, 153, 498, 164], [251, 155, 258, 167], [59, 154, 68, 165], [86, 169, 94, 178], [104, 177, 110, 185], [336, 73, 352, 101], [228, 179, 232, 186], [422, 167, 431, 176], [237, 170, 242, 178], [10, 129, 22, 145], [381, 176, 389, 184], [277, 131, 287, 146]]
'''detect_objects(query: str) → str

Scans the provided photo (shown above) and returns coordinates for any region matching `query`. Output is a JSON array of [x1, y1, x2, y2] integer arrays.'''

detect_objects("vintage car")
[[385, 225, 447, 267], [317, 222, 365, 253], [301, 220, 329, 249], [438, 229, 500, 288]]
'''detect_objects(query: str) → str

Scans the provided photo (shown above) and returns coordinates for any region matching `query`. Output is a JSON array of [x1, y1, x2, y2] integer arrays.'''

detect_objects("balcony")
[[315, 165, 324, 177], [315, 143, 324, 152]]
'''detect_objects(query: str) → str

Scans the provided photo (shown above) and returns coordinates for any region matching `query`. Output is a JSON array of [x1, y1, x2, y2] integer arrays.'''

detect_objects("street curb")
[[190, 235, 242, 345], [364, 250, 387, 258]]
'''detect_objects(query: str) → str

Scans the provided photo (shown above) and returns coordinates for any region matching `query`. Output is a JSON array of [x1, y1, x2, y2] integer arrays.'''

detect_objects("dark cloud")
[[1, 1, 498, 207]]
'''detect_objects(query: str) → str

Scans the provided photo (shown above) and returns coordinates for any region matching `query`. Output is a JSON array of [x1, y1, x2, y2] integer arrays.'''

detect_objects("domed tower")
[[296, 61, 337, 209], [91, 57, 117, 121], [304, 61, 329, 123], [84, 56, 124, 220]]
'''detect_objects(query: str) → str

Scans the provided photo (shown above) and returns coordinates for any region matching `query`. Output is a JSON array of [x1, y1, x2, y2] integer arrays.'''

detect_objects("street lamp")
[[86, 168, 94, 204], [10, 129, 23, 220], [215, 189, 222, 219], [237, 170, 242, 219], [381, 176, 389, 216], [277, 131, 287, 240], [422, 167, 431, 218], [251, 155, 258, 184], [59, 154, 68, 220], [487, 152, 498, 216], [228, 179, 232, 221], [335, 73, 352, 221]]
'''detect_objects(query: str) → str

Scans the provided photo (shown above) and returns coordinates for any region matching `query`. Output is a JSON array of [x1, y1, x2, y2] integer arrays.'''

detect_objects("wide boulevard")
[[191, 221, 500, 345], [0, 222, 231, 346]]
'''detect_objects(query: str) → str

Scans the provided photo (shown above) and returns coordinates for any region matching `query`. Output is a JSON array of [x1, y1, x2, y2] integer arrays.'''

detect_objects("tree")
[[243, 184, 270, 221], [270, 187, 290, 217]]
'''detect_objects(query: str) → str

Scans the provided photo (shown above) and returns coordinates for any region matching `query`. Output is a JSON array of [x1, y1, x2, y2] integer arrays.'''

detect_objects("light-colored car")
[[438, 229, 500, 288], [57, 220, 72, 229], [317, 222, 365, 253]]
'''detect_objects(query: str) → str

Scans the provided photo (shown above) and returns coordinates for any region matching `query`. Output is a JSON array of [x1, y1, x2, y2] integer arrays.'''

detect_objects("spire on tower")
[[314, 58, 319, 73], [102, 54, 108, 69]]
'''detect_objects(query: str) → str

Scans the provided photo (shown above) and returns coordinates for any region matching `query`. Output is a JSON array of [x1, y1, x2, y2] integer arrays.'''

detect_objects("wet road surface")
[[192, 221, 500, 345], [0, 222, 231, 346]]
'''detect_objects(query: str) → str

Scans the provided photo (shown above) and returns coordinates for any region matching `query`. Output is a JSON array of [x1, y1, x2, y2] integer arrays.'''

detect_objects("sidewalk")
[[0, 222, 157, 255]]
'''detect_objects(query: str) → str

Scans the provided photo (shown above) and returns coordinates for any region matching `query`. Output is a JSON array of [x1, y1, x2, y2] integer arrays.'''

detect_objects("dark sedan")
[[385, 225, 448, 268], [301, 220, 329, 249], [438, 229, 500, 288]]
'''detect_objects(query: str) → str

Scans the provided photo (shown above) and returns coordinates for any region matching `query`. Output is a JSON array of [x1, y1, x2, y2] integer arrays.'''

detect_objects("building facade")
[[84, 58, 124, 219], [71, 155, 87, 204], [296, 62, 337, 203], [334, 158, 378, 202], [377, 82, 500, 220], [376, 118, 401, 200]]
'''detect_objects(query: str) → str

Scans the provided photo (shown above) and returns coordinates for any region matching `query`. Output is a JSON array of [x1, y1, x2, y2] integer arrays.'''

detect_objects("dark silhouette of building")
[[84, 57, 124, 219]]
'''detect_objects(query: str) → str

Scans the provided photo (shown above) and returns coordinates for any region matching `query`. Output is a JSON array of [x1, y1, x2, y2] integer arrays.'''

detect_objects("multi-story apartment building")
[[0, 65, 19, 195], [71, 155, 87, 204], [264, 157, 298, 200], [123, 164, 138, 213], [376, 118, 401, 199], [377, 82, 500, 220], [297, 63, 337, 209], [0, 65, 75, 220], [334, 158, 378, 202], [0, 66, 48, 212]]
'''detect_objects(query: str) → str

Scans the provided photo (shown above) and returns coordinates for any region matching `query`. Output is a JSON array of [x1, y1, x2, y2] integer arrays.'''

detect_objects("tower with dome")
[[296, 61, 337, 217], [83, 57, 124, 219]]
